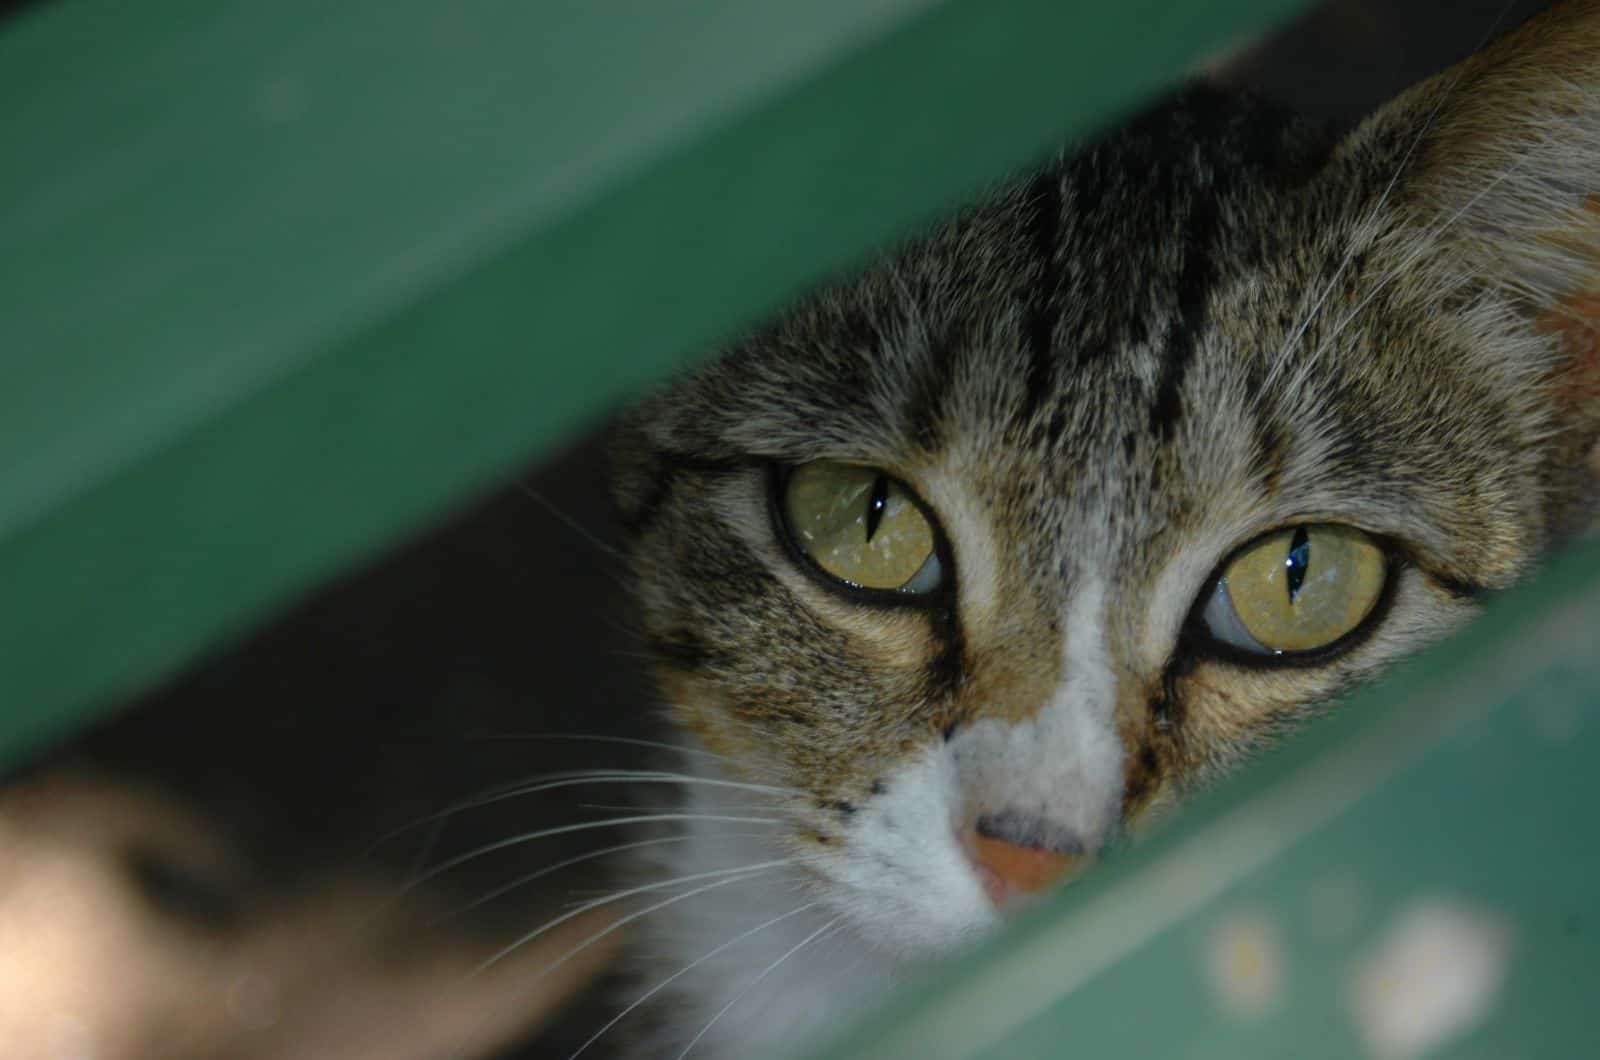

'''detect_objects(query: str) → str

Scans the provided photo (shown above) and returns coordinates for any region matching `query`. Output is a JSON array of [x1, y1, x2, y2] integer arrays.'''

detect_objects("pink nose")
[[968, 833, 1084, 904]]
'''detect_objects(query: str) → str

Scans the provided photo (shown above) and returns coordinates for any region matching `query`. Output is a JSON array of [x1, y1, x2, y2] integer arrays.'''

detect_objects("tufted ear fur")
[[1352, 0, 1600, 511]]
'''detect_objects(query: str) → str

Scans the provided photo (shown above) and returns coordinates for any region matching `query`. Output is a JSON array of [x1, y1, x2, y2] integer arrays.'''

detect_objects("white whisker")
[[367, 770, 645, 852], [466, 731, 733, 763], [472, 859, 797, 975], [373, 769, 802, 852], [437, 829, 784, 922], [1262, 0, 1519, 396], [1287, 149, 1539, 393], [569, 900, 823, 1060], [516, 483, 629, 562], [675, 914, 847, 1060], [432, 832, 724, 923], [394, 813, 782, 899]]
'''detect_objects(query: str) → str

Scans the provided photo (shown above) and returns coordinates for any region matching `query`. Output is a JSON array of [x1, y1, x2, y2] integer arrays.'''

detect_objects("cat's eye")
[[1199, 524, 1388, 656], [778, 461, 944, 595]]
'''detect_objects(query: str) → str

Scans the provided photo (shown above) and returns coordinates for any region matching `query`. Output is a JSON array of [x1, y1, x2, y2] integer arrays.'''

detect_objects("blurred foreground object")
[[0, 773, 619, 1059]]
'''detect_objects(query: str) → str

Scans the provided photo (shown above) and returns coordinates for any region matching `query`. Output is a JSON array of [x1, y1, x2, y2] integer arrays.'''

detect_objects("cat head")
[[612, 1, 1599, 958]]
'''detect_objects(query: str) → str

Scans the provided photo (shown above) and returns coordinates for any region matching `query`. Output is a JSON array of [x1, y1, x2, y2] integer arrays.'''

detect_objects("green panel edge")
[[0, 0, 1308, 768]]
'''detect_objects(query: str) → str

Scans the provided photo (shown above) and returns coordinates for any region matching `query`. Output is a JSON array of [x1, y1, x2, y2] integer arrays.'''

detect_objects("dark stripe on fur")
[[1149, 184, 1222, 441], [653, 449, 748, 476], [1432, 573, 1486, 602], [903, 320, 966, 452], [1120, 741, 1164, 817], [923, 605, 966, 704], [614, 450, 746, 537], [1017, 167, 1064, 429], [647, 630, 722, 672], [1246, 349, 1289, 496], [1251, 415, 1289, 498], [614, 466, 674, 538]]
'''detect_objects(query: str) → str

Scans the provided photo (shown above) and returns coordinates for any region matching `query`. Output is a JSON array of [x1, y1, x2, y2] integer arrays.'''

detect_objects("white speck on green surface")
[[1347, 898, 1512, 1060], [1205, 908, 1288, 1019]]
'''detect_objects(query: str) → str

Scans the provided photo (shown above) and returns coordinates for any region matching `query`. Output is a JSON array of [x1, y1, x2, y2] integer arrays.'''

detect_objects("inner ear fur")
[[1353, 1, 1600, 466]]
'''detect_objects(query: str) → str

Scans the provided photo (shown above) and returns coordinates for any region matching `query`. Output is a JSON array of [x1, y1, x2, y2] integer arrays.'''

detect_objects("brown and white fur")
[[607, 3, 1600, 1056]]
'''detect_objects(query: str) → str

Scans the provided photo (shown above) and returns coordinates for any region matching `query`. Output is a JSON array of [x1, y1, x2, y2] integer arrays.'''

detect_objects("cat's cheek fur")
[[826, 748, 999, 957], [622, 795, 895, 1059], [1149, 570, 1478, 786]]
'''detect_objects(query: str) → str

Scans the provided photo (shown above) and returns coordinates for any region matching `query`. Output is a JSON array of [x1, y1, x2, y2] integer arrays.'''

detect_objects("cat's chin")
[[831, 895, 1002, 966]]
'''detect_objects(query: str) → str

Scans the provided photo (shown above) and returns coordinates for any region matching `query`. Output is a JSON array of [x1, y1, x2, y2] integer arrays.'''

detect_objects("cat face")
[[614, 4, 1599, 962]]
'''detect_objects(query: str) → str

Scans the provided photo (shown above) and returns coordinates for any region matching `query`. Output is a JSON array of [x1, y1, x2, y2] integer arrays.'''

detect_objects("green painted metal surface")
[[0, 0, 1309, 769], [810, 533, 1600, 1060]]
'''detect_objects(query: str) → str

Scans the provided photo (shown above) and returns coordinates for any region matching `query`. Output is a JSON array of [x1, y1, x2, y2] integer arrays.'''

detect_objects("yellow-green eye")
[[1201, 524, 1387, 655], [780, 461, 943, 594]]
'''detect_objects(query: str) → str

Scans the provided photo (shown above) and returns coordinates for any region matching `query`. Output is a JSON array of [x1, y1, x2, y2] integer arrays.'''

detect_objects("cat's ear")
[[1353, 1, 1600, 446]]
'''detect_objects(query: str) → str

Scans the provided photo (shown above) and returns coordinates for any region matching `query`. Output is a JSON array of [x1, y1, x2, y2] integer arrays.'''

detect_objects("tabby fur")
[[608, 3, 1600, 1054]]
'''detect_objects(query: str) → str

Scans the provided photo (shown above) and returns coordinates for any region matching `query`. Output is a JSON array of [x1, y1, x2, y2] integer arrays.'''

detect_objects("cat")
[[600, 1, 1600, 1056]]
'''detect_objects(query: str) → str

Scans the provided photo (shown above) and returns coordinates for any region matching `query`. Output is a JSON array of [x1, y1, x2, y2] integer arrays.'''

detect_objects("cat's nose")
[[968, 811, 1088, 905]]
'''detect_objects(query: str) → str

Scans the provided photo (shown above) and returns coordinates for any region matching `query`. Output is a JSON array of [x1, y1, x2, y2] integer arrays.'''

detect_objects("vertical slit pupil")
[[864, 474, 889, 541], [1285, 526, 1310, 604]]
